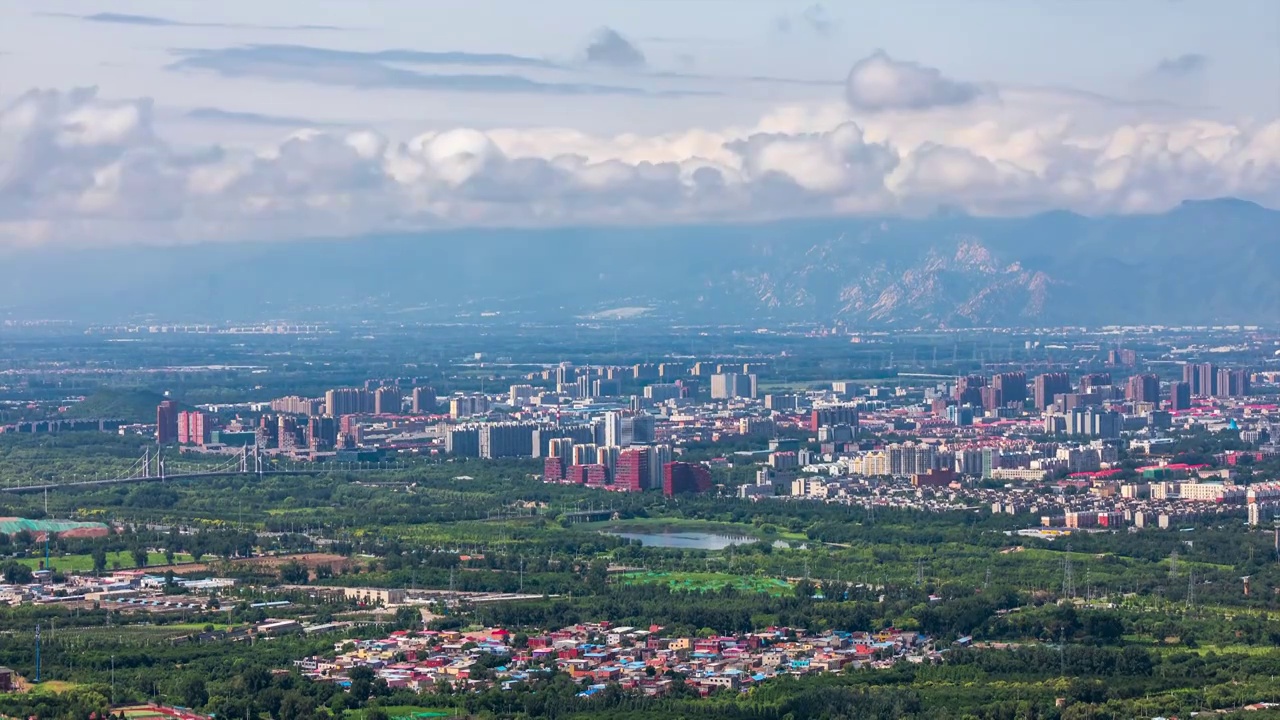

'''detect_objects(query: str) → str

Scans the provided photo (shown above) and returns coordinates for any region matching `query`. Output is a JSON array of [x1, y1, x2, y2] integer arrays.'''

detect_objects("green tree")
[[176, 675, 208, 709], [92, 546, 108, 574], [132, 546, 149, 568], [1, 561, 33, 584]]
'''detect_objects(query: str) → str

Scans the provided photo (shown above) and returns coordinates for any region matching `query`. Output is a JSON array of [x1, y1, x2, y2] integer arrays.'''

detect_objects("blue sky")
[[0, 0, 1277, 246]]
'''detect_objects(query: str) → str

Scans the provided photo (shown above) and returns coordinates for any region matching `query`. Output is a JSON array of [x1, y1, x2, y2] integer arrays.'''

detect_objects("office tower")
[[1033, 373, 1071, 410], [809, 405, 859, 433], [991, 372, 1028, 404], [663, 461, 712, 496], [411, 387, 437, 414], [1079, 373, 1111, 393], [306, 416, 338, 450], [615, 447, 651, 492], [156, 400, 179, 444], [374, 386, 402, 415], [508, 384, 535, 406], [955, 375, 986, 406], [478, 423, 536, 459], [177, 411, 208, 446], [1170, 381, 1192, 411], [1125, 373, 1160, 404], [946, 405, 974, 426]]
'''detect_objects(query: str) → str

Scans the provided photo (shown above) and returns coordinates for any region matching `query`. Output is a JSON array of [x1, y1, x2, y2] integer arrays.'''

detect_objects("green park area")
[[619, 570, 793, 596], [15, 550, 194, 572]]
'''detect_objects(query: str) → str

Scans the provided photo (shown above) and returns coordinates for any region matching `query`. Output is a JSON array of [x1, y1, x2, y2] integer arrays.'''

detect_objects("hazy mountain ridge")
[[1, 199, 1277, 327]]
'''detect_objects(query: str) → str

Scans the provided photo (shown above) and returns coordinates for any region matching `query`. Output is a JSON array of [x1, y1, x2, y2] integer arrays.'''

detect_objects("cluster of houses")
[[293, 622, 937, 696]]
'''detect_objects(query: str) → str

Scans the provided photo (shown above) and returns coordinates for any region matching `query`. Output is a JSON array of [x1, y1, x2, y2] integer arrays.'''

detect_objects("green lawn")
[[346, 706, 456, 720], [619, 570, 793, 596], [592, 517, 808, 542], [17, 550, 195, 572]]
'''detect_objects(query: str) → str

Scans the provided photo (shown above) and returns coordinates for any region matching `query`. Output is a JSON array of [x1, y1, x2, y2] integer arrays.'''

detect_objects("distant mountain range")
[[3, 198, 1277, 327]]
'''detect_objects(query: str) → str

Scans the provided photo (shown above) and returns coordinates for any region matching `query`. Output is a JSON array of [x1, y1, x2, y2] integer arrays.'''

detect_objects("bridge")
[[1, 445, 406, 494]]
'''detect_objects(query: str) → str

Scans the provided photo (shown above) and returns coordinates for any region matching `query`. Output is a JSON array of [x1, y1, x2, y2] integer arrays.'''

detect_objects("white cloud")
[[1, 68, 1279, 247], [844, 51, 985, 112]]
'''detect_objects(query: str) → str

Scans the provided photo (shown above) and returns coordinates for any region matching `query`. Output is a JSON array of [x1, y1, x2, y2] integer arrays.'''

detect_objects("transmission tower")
[[1169, 550, 1179, 578], [1186, 568, 1195, 610], [1062, 544, 1075, 599]]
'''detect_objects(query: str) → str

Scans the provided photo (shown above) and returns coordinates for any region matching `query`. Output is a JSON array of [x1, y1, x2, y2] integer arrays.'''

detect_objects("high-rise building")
[[955, 375, 986, 406], [596, 445, 619, 477], [658, 363, 686, 379], [650, 444, 672, 490], [992, 372, 1028, 404], [1108, 348, 1137, 366], [1125, 373, 1160, 404], [809, 405, 858, 433], [1216, 368, 1250, 398], [614, 447, 651, 492], [1079, 373, 1112, 393], [374, 386, 402, 415], [632, 364, 659, 380], [326, 388, 373, 417], [709, 373, 757, 400], [1182, 363, 1200, 395], [445, 426, 480, 457], [479, 422, 536, 459], [277, 416, 301, 450], [644, 383, 682, 402], [631, 413, 655, 444], [156, 400, 179, 444], [592, 379, 622, 397], [603, 411, 625, 448], [177, 410, 208, 446], [1169, 381, 1192, 411], [663, 461, 712, 496], [411, 386, 437, 414], [449, 395, 490, 418], [1196, 363, 1219, 398], [572, 443, 599, 466], [543, 456, 566, 482], [978, 387, 1003, 411], [508, 384, 535, 406], [270, 396, 323, 416], [306, 416, 338, 450], [1033, 373, 1071, 410]]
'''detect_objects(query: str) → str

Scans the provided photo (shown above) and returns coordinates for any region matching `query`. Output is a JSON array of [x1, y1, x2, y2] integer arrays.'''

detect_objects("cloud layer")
[[2, 51, 1279, 248], [845, 51, 985, 111]]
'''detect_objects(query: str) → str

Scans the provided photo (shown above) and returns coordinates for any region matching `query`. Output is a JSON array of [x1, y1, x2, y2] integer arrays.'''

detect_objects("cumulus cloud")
[[583, 28, 646, 68], [1151, 53, 1209, 78], [1, 77, 1279, 247], [845, 51, 985, 112]]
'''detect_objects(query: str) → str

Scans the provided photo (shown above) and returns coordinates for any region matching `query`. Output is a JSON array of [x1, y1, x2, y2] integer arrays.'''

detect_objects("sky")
[[1, 0, 1278, 247]]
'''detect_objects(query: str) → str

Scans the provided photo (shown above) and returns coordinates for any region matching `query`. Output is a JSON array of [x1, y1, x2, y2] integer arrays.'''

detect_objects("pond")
[[605, 530, 760, 550]]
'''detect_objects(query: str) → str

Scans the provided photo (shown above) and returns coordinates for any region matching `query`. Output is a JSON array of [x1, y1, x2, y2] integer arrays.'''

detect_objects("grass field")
[[17, 550, 194, 572], [591, 517, 808, 542], [345, 706, 455, 720], [619, 570, 793, 596]]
